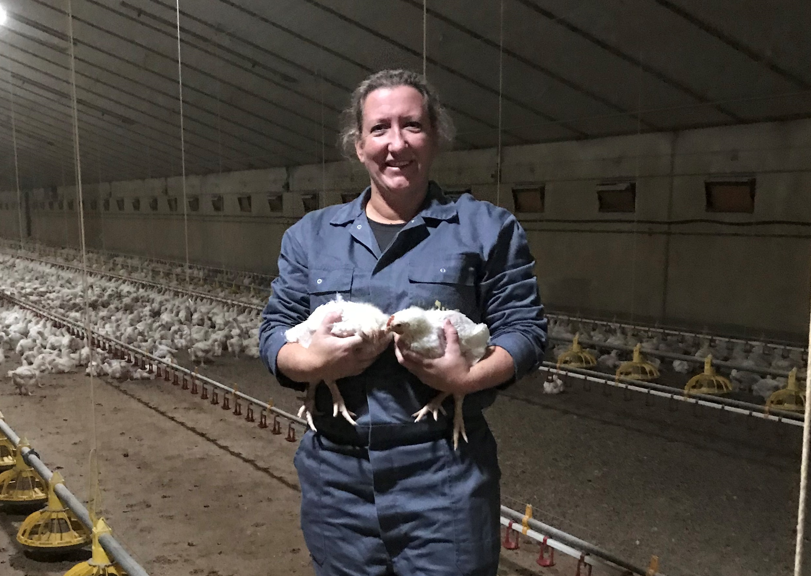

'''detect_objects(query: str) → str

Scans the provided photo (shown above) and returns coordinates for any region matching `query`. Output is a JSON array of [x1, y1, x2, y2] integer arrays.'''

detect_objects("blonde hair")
[[338, 69, 455, 159]]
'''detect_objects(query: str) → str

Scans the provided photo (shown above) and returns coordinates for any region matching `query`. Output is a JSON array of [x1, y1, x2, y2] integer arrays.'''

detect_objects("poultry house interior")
[[0, 1, 810, 575]]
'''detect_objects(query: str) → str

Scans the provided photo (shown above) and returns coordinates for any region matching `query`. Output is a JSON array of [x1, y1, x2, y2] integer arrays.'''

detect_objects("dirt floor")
[[0, 352, 806, 576]]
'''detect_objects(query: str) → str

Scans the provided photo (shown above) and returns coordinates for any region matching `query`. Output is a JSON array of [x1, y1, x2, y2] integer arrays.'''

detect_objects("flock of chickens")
[[0, 255, 261, 392], [548, 318, 805, 400]]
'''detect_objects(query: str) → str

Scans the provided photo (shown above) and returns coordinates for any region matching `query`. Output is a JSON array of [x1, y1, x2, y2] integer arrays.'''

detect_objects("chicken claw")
[[297, 383, 319, 432], [326, 381, 357, 426], [413, 392, 450, 422], [452, 393, 468, 450]]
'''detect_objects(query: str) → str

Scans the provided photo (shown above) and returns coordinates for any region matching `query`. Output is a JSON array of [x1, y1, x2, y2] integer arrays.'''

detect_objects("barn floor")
[[0, 354, 805, 576], [0, 364, 583, 576]]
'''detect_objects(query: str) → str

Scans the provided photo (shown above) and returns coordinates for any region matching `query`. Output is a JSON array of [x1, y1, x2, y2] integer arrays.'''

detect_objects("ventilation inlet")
[[705, 178, 755, 213], [597, 182, 636, 213], [267, 194, 283, 213], [238, 195, 252, 213], [302, 193, 319, 213], [512, 186, 545, 213]]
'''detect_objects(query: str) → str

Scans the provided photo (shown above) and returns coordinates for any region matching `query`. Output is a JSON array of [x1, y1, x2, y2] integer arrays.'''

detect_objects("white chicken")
[[7, 366, 40, 395], [285, 296, 391, 431], [672, 359, 691, 374], [386, 306, 490, 450], [543, 372, 565, 394]]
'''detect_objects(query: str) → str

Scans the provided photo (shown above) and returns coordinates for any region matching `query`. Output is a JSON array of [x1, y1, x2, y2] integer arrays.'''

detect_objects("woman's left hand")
[[394, 320, 473, 395]]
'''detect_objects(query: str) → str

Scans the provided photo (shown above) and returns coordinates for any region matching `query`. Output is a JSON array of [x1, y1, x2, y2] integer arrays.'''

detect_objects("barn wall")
[[2, 118, 810, 339]]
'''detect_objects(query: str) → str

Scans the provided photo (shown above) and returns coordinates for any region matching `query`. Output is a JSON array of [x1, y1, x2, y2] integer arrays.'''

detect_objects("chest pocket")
[[308, 268, 353, 311], [408, 258, 478, 318]]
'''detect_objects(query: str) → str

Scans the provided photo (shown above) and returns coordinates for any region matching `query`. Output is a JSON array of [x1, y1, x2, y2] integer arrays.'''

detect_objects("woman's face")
[[355, 85, 437, 197]]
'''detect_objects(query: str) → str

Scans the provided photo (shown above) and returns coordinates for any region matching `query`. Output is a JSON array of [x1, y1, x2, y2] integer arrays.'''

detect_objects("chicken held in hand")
[[387, 306, 490, 449], [285, 296, 391, 430]]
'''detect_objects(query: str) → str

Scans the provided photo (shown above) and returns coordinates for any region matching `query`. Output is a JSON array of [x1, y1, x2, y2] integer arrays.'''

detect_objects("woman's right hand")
[[279, 312, 390, 384]]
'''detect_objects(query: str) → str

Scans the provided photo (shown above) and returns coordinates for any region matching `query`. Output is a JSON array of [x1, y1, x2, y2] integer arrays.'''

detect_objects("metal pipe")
[[7, 253, 260, 312], [0, 418, 149, 576], [549, 333, 798, 378], [499, 517, 632, 575], [548, 311, 806, 354], [5, 240, 276, 289], [540, 363, 804, 427], [501, 505, 661, 576], [0, 290, 305, 427]]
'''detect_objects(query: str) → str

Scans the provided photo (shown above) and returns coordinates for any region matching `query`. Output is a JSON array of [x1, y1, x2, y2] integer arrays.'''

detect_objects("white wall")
[[3, 118, 811, 339]]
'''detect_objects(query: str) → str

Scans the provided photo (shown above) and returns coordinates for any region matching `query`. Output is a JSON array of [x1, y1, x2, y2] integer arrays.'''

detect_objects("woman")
[[260, 69, 546, 576]]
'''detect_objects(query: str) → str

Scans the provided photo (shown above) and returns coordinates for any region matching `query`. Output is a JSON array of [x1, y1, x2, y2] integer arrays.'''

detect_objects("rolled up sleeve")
[[479, 214, 547, 385], [259, 227, 310, 391]]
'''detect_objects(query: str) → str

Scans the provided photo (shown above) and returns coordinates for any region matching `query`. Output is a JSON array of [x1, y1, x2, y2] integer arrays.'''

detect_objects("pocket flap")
[[309, 268, 353, 294], [408, 259, 475, 285]]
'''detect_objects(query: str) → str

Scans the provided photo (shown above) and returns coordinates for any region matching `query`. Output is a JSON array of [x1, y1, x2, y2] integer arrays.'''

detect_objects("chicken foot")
[[326, 380, 357, 426], [297, 382, 319, 431], [413, 392, 450, 422], [413, 392, 468, 450], [451, 393, 467, 450]]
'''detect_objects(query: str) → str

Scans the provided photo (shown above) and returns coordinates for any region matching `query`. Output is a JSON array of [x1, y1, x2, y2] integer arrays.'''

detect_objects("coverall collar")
[[328, 181, 458, 227]]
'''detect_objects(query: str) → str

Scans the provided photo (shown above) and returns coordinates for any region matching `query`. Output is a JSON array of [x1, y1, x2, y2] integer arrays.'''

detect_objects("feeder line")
[[0, 418, 149, 576], [501, 505, 664, 576], [0, 290, 304, 427], [540, 364, 804, 427], [549, 333, 798, 379]]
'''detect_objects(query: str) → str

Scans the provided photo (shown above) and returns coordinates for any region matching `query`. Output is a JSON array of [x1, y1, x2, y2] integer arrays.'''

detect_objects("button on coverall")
[[260, 184, 547, 576]]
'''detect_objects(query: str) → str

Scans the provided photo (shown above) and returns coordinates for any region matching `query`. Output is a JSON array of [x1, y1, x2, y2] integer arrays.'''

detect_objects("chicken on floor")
[[285, 296, 390, 431], [387, 306, 490, 449]]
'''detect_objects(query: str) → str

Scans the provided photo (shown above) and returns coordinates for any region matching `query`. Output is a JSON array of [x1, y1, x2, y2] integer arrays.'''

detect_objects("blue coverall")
[[260, 183, 547, 576]]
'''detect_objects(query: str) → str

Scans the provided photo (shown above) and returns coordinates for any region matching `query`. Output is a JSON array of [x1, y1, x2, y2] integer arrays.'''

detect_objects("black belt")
[[313, 413, 487, 450]]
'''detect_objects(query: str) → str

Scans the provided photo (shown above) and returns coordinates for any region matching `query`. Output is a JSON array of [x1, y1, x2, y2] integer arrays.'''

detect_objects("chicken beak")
[[386, 315, 401, 334]]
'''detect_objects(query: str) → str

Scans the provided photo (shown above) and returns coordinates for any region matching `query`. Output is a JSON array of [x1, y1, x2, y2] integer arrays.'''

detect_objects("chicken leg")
[[451, 393, 467, 450], [413, 392, 468, 450], [413, 392, 450, 422], [326, 380, 357, 426], [297, 382, 319, 431]]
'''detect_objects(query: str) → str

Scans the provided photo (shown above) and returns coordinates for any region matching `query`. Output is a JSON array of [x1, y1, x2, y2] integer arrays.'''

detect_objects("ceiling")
[[0, 0, 808, 190]]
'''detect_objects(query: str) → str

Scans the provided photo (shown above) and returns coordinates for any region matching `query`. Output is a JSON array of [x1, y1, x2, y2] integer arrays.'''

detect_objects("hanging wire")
[[66, 0, 101, 522], [215, 35, 227, 276], [495, 0, 504, 207], [793, 305, 811, 574], [628, 15, 645, 324], [422, 0, 427, 77], [95, 134, 105, 253], [175, 0, 191, 288], [320, 65, 326, 210], [60, 155, 69, 248], [6, 66, 23, 248]]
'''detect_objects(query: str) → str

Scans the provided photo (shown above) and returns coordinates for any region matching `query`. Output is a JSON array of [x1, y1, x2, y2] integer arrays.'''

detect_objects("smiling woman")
[[260, 69, 547, 576]]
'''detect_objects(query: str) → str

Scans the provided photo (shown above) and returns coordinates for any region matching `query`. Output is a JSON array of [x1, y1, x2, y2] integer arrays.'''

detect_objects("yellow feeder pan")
[[685, 355, 732, 396], [767, 368, 804, 413], [616, 344, 659, 382], [0, 436, 15, 471], [556, 333, 597, 370], [64, 518, 128, 576], [0, 411, 16, 471], [17, 471, 90, 551], [0, 439, 47, 505]]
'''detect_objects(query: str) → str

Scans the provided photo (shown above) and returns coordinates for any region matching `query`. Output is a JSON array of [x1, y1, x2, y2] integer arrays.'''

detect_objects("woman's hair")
[[338, 69, 455, 159]]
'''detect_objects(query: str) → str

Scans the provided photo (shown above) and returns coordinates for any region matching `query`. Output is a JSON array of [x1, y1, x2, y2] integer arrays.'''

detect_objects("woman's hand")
[[279, 312, 390, 384], [394, 320, 474, 395]]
